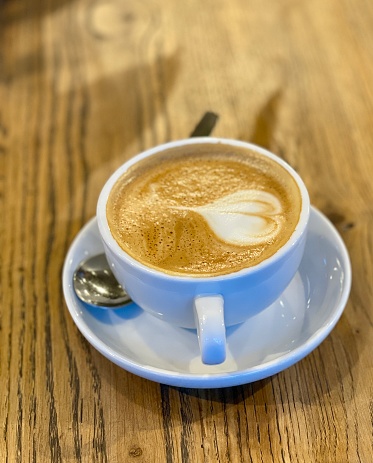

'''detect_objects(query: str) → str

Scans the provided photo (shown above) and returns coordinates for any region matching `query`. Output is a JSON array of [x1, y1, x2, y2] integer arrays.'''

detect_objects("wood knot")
[[129, 447, 143, 458]]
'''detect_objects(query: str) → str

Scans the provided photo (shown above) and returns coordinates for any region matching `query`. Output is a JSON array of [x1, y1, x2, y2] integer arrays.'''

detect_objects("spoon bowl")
[[73, 253, 132, 308]]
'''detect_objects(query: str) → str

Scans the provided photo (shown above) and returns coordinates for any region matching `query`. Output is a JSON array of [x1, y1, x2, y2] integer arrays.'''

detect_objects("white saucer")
[[62, 207, 351, 388]]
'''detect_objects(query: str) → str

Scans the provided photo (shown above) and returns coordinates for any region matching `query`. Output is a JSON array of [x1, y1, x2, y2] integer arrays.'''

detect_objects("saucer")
[[62, 207, 351, 388]]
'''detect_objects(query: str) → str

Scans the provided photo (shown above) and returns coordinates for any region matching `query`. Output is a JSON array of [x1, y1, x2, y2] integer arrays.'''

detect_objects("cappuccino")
[[106, 143, 301, 277]]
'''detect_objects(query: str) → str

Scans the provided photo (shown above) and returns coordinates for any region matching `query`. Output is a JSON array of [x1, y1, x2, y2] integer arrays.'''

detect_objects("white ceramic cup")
[[97, 138, 310, 365]]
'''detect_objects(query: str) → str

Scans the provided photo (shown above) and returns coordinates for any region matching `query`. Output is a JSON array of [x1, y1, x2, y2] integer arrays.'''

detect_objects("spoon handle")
[[189, 111, 219, 137]]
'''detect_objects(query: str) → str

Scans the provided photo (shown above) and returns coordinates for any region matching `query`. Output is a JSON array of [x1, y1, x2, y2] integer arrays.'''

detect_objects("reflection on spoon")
[[73, 253, 132, 308]]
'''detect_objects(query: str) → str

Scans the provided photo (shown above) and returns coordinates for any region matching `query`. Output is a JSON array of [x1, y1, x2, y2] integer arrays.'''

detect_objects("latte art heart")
[[175, 190, 283, 245]]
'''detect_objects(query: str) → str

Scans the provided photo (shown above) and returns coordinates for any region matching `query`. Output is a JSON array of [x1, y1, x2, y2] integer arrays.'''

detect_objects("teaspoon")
[[73, 111, 219, 308], [73, 253, 132, 307]]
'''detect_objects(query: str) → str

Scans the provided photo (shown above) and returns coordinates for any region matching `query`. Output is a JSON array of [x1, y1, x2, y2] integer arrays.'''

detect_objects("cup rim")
[[97, 137, 310, 282]]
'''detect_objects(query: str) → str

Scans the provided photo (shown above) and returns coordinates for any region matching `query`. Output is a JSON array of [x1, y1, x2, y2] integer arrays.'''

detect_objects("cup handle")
[[194, 295, 226, 365]]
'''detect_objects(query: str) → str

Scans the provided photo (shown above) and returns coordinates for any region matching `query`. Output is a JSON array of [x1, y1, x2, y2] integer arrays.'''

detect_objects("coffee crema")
[[106, 143, 302, 277]]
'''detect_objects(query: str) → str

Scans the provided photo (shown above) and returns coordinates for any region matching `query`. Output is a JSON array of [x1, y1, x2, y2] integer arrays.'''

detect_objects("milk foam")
[[106, 144, 302, 276], [175, 190, 283, 245]]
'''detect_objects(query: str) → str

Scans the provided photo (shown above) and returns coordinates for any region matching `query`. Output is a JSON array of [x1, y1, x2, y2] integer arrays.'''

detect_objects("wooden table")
[[1, 0, 372, 461]]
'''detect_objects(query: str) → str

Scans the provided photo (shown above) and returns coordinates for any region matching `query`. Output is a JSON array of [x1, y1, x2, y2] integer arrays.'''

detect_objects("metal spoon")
[[73, 253, 132, 307], [73, 111, 219, 308]]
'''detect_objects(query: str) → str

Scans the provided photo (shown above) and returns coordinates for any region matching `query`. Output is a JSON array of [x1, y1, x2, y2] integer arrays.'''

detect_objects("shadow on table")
[[69, 52, 180, 222], [168, 312, 358, 408], [0, 0, 73, 23], [166, 378, 271, 404]]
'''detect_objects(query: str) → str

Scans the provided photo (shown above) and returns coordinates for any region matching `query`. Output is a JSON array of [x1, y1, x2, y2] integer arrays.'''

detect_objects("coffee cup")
[[97, 138, 310, 365]]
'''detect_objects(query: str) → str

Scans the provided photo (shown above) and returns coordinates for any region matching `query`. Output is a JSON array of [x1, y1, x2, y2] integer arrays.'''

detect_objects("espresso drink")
[[106, 143, 302, 277]]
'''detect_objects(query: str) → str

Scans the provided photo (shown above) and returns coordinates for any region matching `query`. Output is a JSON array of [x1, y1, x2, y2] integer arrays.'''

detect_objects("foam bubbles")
[[106, 144, 302, 276]]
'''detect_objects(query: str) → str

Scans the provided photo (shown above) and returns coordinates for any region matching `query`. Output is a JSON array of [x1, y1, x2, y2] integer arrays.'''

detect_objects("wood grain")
[[1, 0, 372, 461]]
